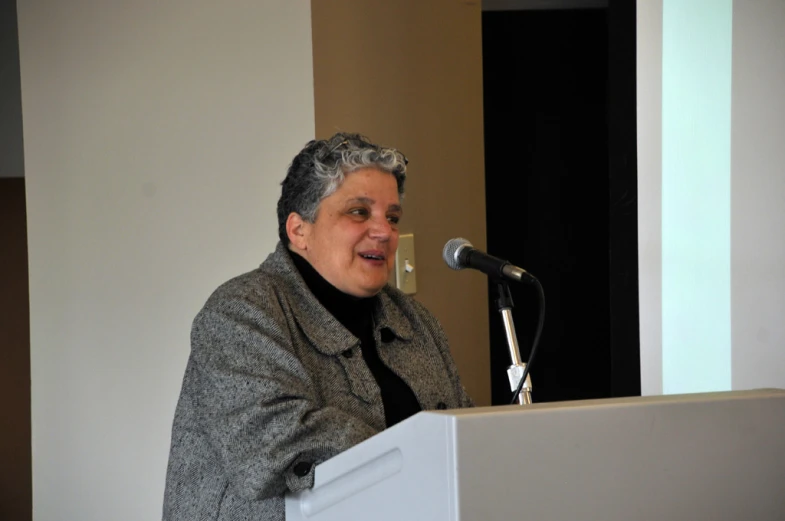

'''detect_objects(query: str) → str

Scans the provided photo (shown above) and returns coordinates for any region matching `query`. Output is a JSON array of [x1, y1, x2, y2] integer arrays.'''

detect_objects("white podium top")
[[286, 389, 785, 521]]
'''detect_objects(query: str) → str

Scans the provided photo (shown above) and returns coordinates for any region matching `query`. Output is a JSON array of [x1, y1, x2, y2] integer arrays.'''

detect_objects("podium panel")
[[286, 389, 785, 521]]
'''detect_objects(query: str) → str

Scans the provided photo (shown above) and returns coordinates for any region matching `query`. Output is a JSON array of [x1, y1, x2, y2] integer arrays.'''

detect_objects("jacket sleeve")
[[189, 295, 380, 501]]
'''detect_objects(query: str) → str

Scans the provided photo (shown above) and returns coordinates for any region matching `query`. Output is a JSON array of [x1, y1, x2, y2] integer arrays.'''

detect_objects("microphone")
[[442, 238, 534, 283]]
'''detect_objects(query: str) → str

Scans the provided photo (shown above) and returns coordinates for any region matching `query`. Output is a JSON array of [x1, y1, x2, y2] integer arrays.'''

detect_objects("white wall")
[[730, 0, 785, 390], [636, 0, 664, 396], [17, 2, 314, 519]]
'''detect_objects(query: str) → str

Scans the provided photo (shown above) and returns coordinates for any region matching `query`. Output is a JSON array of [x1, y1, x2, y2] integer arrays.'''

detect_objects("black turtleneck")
[[289, 250, 422, 427]]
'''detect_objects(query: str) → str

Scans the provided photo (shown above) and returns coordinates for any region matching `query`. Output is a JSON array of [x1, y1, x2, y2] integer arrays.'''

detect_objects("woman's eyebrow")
[[344, 197, 402, 213], [346, 197, 374, 206]]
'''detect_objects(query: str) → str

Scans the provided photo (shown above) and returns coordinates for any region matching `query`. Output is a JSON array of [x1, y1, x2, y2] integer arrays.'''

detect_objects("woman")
[[163, 133, 473, 520]]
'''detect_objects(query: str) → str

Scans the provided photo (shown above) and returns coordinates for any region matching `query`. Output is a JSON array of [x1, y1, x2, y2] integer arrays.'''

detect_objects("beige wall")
[[311, 0, 491, 404]]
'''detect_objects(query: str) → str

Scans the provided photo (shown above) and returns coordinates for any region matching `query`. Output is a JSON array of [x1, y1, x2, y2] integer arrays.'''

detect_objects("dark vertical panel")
[[0, 0, 31, 518], [607, 0, 641, 397], [0, 179, 32, 521], [483, 9, 612, 404]]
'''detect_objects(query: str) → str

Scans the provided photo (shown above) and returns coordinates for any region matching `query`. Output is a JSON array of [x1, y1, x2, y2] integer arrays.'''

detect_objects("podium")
[[285, 389, 785, 520]]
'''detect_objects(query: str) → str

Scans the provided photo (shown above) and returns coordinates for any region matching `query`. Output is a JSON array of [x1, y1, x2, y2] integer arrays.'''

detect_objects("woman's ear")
[[286, 212, 309, 251]]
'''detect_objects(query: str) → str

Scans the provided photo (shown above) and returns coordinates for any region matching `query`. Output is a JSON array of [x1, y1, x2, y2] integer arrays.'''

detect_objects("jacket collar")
[[262, 242, 413, 355], [375, 290, 414, 342]]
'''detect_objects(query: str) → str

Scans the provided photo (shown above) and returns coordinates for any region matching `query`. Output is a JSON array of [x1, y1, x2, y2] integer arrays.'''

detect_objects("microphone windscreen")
[[442, 238, 472, 270]]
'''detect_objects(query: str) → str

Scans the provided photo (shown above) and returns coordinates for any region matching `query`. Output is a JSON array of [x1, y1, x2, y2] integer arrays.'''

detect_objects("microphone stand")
[[494, 280, 532, 405]]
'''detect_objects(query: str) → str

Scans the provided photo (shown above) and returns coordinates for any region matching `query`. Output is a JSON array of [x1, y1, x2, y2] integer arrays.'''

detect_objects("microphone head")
[[443, 237, 472, 270]]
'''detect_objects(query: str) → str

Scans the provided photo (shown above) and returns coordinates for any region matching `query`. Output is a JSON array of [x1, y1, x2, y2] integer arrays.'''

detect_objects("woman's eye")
[[348, 208, 369, 218], [387, 215, 401, 225]]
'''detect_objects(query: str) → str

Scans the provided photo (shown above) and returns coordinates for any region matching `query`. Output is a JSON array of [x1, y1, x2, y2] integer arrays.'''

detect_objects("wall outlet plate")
[[395, 233, 417, 294]]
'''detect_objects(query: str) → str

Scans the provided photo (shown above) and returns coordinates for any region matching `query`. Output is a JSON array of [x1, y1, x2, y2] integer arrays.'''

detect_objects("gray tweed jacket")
[[163, 242, 473, 520]]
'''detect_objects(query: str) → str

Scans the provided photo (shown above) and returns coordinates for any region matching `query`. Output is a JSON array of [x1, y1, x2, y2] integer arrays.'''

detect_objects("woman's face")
[[292, 168, 402, 297]]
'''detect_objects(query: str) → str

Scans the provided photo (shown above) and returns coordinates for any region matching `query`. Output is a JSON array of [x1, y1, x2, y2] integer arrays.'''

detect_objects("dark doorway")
[[482, 3, 640, 405], [0, 178, 32, 521]]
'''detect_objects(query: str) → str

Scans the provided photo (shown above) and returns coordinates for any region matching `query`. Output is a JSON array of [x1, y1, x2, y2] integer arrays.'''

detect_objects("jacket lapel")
[[264, 242, 357, 356]]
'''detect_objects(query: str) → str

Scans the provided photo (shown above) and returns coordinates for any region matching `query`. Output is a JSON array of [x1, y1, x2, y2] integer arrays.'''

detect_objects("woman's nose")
[[368, 216, 393, 240]]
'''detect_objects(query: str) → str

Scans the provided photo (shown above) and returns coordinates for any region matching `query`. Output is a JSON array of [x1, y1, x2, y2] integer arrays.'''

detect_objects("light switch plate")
[[395, 233, 417, 294]]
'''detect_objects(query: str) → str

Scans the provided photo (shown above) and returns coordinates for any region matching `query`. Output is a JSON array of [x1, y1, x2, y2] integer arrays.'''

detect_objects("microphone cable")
[[510, 275, 545, 404]]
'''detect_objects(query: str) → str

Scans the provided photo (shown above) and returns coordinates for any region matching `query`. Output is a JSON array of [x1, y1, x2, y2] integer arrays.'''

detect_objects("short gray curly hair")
[[277, 132, 408, 244]]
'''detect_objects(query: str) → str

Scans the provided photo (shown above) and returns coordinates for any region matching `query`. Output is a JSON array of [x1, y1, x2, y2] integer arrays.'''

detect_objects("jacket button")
[[380, 328, 395, 343], [293, 461, 312, 477], [342, 349, 354, 358], [436, 402, 448, 410]]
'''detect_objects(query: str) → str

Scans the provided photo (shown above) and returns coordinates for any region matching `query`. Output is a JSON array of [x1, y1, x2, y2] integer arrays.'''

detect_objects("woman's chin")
[[348, 278, 387, 298]]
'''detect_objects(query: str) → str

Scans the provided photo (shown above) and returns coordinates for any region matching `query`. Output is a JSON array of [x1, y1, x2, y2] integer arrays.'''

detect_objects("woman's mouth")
[[359, 251, 386, 262]]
